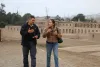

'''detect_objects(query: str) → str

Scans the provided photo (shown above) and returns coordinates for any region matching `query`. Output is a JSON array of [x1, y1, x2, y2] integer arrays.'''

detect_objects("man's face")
[[29, 18, 35, 25]]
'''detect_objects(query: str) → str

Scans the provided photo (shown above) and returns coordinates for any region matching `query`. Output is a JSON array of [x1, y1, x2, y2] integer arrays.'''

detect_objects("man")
[[20, 15, 40, 67]]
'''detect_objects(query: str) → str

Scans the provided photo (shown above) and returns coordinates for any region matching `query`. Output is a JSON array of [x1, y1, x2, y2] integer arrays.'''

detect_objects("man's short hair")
[[29, 15, 35, 19]]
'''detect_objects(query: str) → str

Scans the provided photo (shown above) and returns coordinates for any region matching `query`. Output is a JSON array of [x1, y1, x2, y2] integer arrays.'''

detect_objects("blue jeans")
[[46, 42, 59, 67]]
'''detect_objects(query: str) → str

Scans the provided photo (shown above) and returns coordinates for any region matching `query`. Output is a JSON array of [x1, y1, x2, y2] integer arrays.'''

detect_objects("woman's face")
[[48, 20, 54, 27]]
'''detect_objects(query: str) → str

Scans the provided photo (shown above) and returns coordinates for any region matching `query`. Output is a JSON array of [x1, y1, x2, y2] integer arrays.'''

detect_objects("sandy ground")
[[0, 38, 100, 67], [0, 41, 68, 67]]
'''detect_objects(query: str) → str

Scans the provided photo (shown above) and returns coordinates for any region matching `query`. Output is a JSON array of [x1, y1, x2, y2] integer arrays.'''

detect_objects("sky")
[[0, 0, 100, 17]]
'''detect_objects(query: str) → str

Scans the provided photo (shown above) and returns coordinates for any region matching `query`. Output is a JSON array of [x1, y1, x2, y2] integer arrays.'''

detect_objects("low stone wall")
[[1, 26, 21, 41], [1, 25, 100, 42]]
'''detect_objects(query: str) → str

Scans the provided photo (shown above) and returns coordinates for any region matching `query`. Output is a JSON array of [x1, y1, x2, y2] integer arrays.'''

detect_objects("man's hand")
[[33, 35, 38, 39], [28, 28, 34, 33]]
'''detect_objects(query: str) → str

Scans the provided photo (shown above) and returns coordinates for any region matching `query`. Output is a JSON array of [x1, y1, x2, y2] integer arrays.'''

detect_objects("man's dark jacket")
[[20, 22, 40, 46]]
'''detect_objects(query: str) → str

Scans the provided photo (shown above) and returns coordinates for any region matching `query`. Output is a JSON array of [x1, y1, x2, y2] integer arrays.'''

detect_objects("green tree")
[[0, 3, 6, 22], [22, 13, 31, 22], [10, 12, 21, 25], [0, 21, 6, 28], [72, 14, 86, 21], [6, 12, 12, 24], [0, 3, 7, 28], [55, 15, 61, 21]]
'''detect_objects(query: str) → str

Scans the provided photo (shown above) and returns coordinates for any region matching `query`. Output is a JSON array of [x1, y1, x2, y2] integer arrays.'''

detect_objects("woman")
[[43, 19, 62, 67]]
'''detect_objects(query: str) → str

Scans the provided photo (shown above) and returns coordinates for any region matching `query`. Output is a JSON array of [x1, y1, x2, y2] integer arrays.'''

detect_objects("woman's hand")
[[57, 34, 62, 38], [54, 31, 58, 35], [47, 29, 52, 33]]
